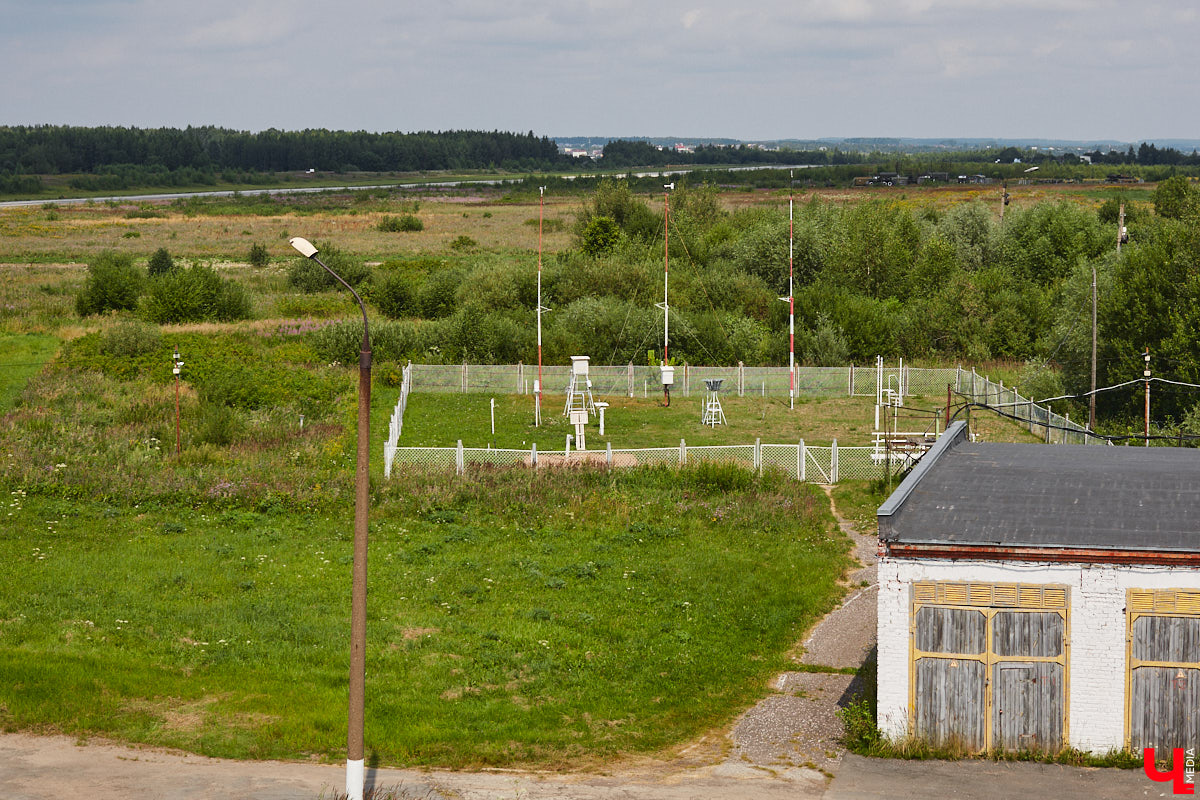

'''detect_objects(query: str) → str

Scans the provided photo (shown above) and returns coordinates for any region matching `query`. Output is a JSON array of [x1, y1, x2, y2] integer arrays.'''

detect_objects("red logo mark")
[[1145, 748, 1195, 795]]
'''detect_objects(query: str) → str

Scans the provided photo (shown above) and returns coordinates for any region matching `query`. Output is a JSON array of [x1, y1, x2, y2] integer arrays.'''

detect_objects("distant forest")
[[2, 125, 1200, 196]]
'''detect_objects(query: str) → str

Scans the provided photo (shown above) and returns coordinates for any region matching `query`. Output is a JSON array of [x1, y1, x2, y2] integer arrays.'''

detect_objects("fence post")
[[461, 362, 468, 393], [628, 362, 634, 398], [531, 442, 537, 468], [738, 362, 745, 396], [606, 441, 612, 466], [685, 363, 690, 398], [456, 440, 464, 475], [797, 440, 804, 481], [755, 437, 762, 475], [680, 438, 686, 466], [517, 361, 523, 394], [831, 438, 839, 484], [849, 363, 854, 396]]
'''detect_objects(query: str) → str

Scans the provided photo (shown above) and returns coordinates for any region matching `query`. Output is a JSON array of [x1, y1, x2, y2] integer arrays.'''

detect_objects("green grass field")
[[0, 467, 848, 767]]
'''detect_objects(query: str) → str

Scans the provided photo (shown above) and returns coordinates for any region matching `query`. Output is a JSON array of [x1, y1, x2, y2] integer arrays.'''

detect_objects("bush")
[[139, 264, 253, 324], [247, 242, 270, 268], [449, 235, 477, 251], [580, 216, 620, 256], [194, 403, 244, 446], [287, 241, 371, 292], [377, 214, 423, 232], [147, 248, 175, 276], [373, 272, 418, 320], [101, 320, 162, 358], [75, 252, 145, 317]]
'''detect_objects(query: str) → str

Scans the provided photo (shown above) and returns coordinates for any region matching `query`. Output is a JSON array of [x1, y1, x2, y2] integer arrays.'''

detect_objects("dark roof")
[[878, 422, 1200, 553]]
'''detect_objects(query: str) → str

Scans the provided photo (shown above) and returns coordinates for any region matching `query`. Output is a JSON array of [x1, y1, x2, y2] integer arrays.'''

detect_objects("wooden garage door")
[[1128, 590, 1200, 753], [912, 582, 1069, 753]]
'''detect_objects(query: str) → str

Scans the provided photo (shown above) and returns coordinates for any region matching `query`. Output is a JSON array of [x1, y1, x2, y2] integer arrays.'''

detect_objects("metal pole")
[[172, 345, 182, 455], [1144, 348, 1151, 447], [788, 172, 795, 409], [1090, 259, 1098, 431], [288, 239, 371, 800], [536, 186, 545, 427]]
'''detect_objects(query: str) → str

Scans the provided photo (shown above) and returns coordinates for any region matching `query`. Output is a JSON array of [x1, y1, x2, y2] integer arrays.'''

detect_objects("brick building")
[[876, 422, 1200, 754]]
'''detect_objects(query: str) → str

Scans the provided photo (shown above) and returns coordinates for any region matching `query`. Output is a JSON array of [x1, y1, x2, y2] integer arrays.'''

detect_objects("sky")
[[2, 0, 1198, 142]]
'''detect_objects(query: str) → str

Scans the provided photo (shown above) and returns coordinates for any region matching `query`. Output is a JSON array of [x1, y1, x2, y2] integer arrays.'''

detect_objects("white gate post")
[[831, 438, 839, 484], [755, 437, 762, 475], [531, 442, 537, 468], [680, 438, 686, 466], [606, 441, 612, 466], [456, 440, 464, 475]]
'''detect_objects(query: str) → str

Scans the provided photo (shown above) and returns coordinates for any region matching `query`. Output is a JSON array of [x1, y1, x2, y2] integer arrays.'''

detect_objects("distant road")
[[0, 165, 822, 209]]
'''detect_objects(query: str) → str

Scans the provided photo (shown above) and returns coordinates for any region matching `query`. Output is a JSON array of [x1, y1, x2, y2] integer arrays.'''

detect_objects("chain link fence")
[[955, 367, 1103, 445]]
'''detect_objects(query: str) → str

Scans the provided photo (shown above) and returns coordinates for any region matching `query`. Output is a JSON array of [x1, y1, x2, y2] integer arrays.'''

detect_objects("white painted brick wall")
[[876, 556, 1200, 753]]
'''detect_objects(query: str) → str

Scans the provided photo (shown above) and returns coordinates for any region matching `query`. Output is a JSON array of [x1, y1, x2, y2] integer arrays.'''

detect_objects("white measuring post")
[[596, 402, 609, 436]]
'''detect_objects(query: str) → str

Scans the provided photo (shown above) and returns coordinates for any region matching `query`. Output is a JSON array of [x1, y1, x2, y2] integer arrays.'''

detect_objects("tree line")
[[0, 126, 567, 175]]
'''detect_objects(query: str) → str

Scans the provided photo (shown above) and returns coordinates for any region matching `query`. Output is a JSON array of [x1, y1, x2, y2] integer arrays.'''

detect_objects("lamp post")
[[289, 236, 372, 800]]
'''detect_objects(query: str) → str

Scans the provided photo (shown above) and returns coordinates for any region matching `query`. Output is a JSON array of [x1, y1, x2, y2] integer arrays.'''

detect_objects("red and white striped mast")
[[658, 183, 674, 364], [788, 171, 795, 409], [535, 185, 546, 426]]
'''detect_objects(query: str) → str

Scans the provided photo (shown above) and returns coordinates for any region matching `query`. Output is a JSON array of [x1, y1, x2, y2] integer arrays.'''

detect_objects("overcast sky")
[[3, 0, 1197, 142]]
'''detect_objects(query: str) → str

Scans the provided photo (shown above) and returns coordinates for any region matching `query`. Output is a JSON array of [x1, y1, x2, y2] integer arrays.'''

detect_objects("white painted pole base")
[[346, 758, 365, 800]]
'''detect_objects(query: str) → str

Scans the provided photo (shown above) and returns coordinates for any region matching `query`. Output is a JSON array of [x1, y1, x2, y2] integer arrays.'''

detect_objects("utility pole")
[[1144, 348, 1151, 447], [1094, 203, 1125, 431], [1117, 203, 1127, 253]]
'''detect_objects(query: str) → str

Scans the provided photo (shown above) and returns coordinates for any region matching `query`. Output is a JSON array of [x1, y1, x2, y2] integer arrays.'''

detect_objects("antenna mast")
[[535, 186, 547, 426], [789, 171, 795, 409]]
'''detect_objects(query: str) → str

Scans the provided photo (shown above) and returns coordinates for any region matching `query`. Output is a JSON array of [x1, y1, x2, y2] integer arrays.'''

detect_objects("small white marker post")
[[490, 398, 495, 436], [595, 402, 609, 436]]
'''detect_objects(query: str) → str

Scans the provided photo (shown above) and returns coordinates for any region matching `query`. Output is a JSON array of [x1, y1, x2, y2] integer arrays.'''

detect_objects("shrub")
[[580, 216, 620, 256], [101, 320, 162, 358], [75, 252, 145, 317], [194, 403, 244, 446], [377, 214, 423, 232], [373, 272, 418, 320], [247, 242, 270, 268], [449, 235, 477, 251], [140, 264, 253, 324], [287, 241, 371, 292], [147, 248, 175, 277]]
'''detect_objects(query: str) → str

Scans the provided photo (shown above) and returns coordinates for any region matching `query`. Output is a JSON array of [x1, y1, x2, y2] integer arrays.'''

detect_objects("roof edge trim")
[[877, 420, 969, 518]]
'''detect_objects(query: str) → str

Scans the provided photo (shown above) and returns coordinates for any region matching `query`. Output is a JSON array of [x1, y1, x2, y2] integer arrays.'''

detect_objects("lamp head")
[[289, 237, 318, 258]]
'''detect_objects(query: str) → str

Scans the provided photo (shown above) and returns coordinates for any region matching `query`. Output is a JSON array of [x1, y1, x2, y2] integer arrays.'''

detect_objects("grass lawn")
[[0, 332, 60, 411], [0, 467, 848, 767]]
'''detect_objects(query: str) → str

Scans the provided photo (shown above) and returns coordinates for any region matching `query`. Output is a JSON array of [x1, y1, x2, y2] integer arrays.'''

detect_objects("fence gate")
[[911, 582, 1069, 753], [1127, 590, 1200, 753]]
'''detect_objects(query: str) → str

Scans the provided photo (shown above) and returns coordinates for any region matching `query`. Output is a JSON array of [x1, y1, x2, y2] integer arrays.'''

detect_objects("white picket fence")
[[383, 362, 412, 477]]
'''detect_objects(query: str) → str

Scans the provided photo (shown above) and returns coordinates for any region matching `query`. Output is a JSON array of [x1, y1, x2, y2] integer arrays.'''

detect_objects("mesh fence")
[[385, 440, 892, 484], [956, 368, 1102, 446], [406, 362, 959, 400], [685, 444, 756, 468]]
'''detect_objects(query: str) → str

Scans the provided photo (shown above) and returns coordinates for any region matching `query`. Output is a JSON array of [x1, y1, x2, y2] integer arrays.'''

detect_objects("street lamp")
[[289, 236, 372, 800]]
